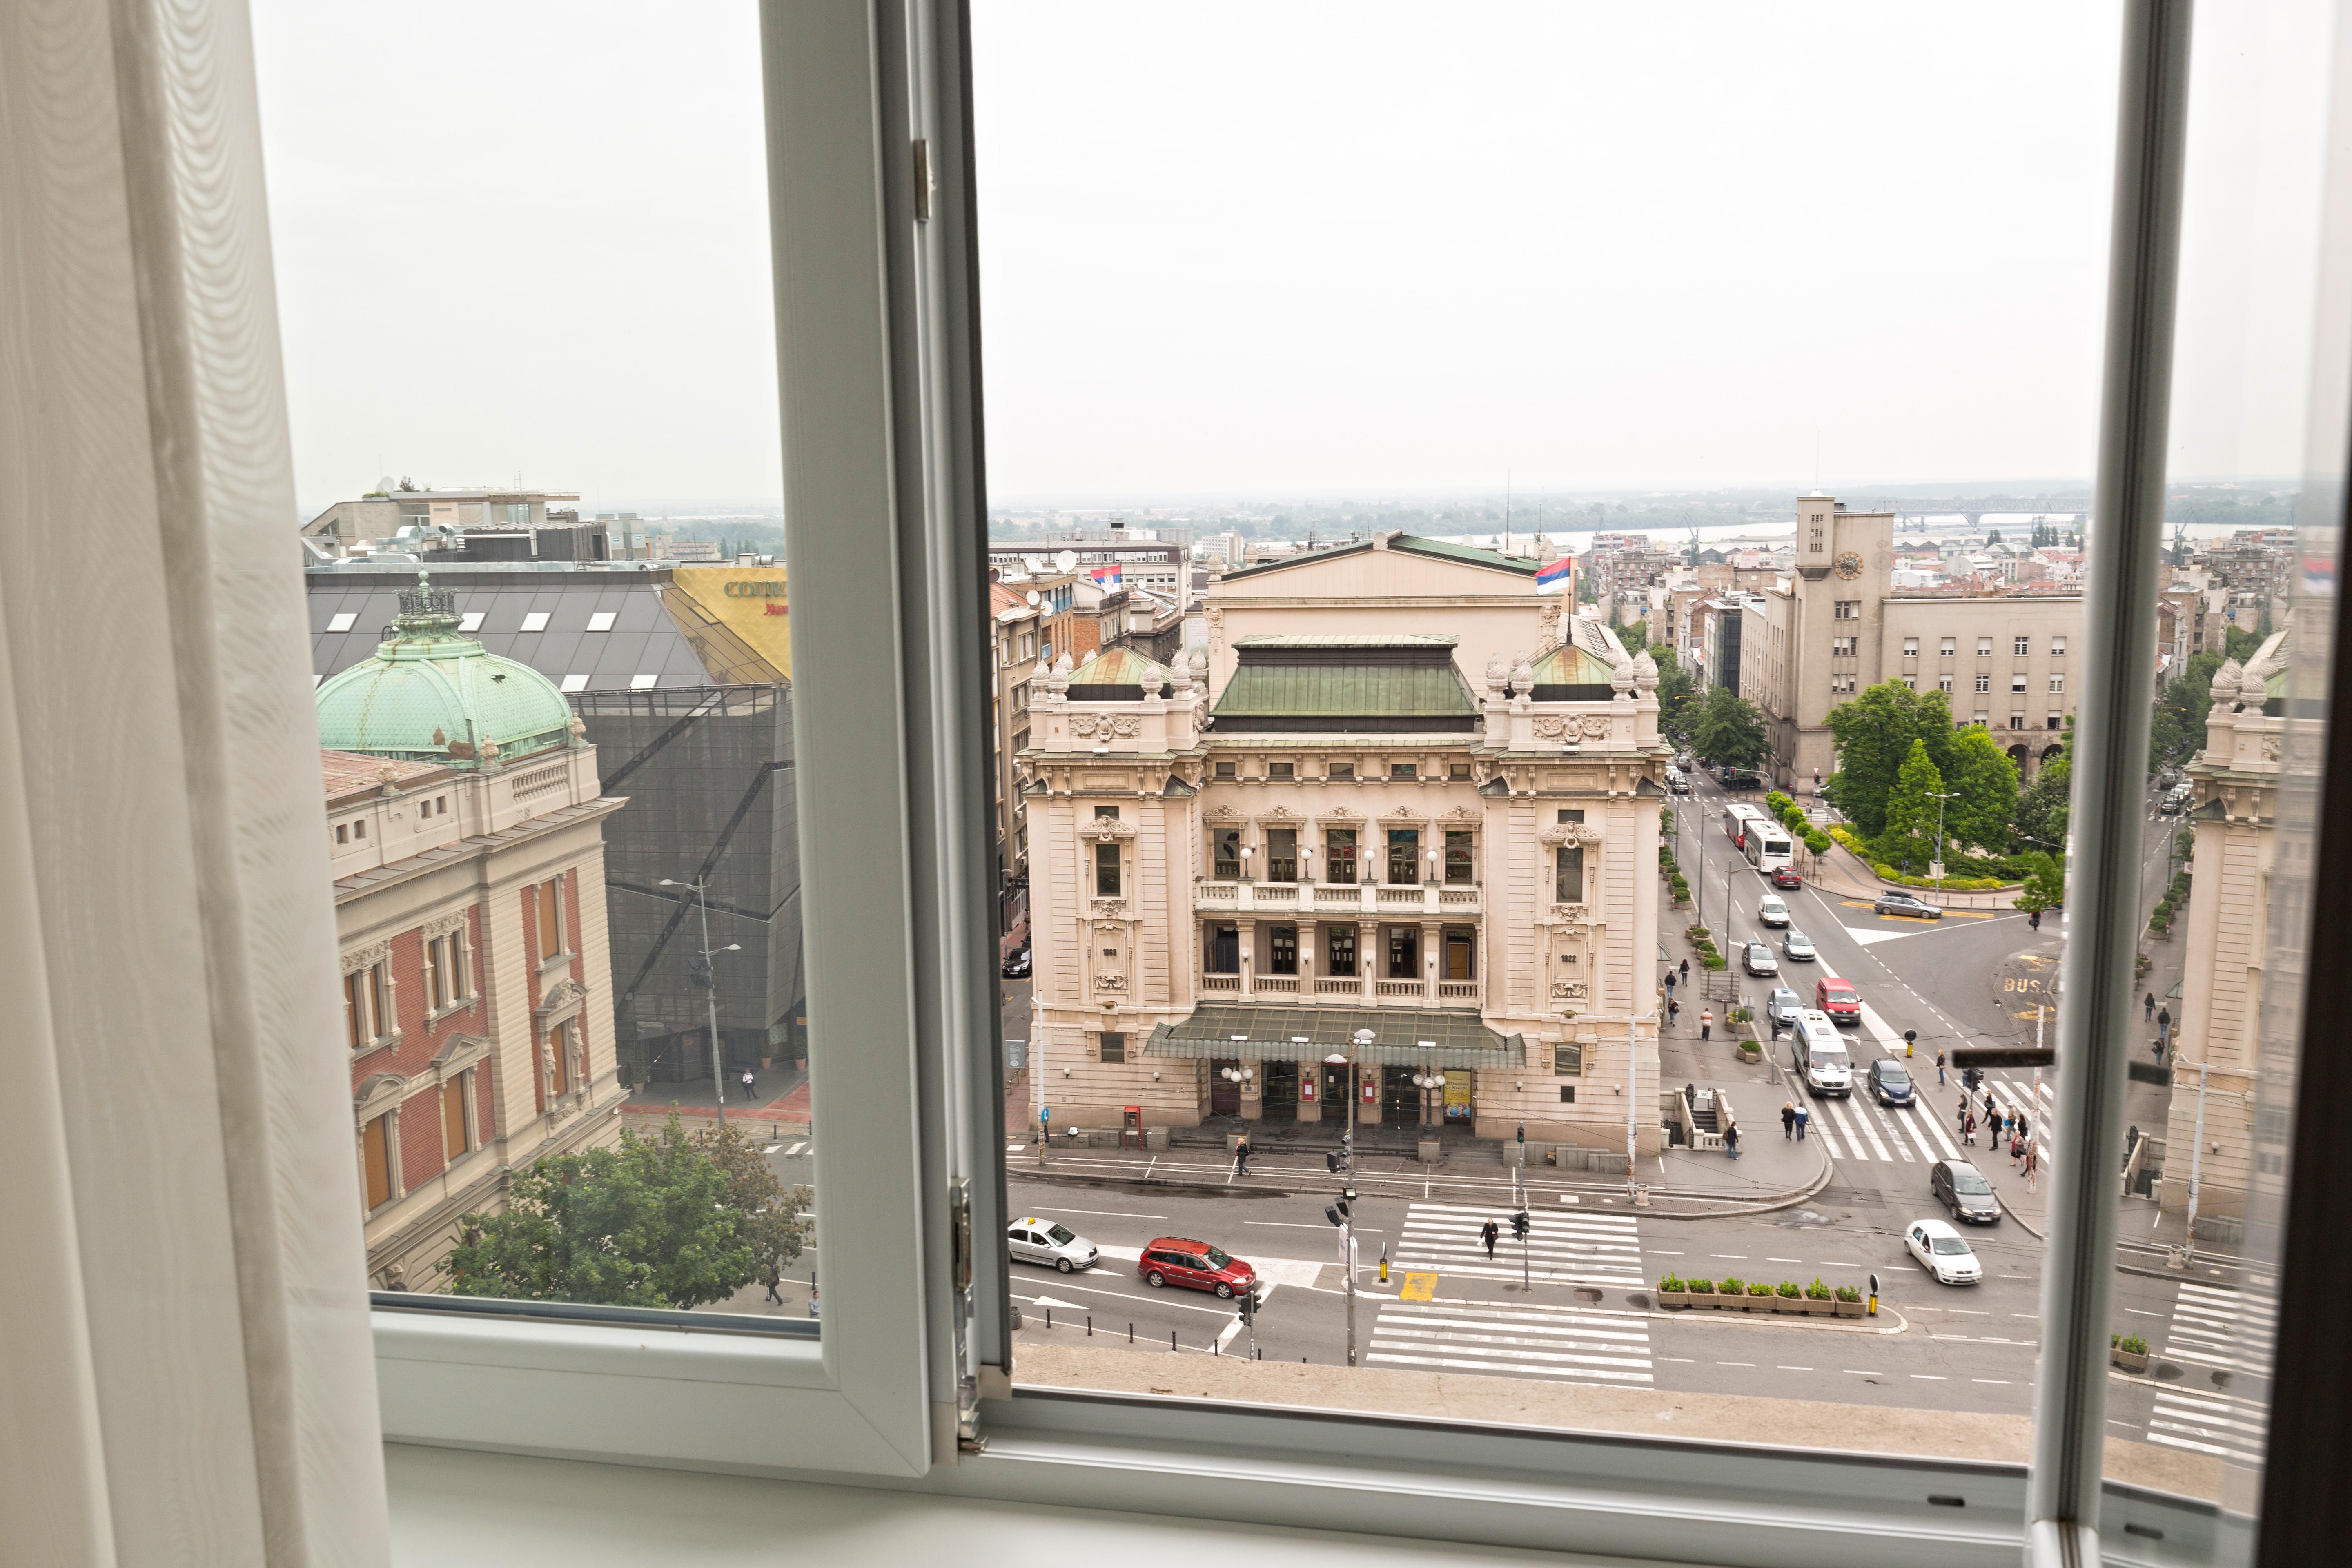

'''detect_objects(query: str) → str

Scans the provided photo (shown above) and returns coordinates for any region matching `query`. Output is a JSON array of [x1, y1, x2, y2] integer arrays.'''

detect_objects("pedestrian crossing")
[[2160, 1281, 2276, 1383], [2143, 1386, 2270, 1466], [1792, 1086, 1958, 1166], [1368, 1294, 1655, 1385], [1389, 1200, 1645, 1289]]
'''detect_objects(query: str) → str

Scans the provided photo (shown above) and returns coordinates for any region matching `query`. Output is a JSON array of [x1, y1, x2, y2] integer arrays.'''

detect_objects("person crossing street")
[[1480, 1218, 1500, 1260]]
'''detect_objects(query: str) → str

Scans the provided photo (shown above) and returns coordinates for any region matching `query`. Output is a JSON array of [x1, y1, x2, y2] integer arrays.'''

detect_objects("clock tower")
[[1778, 494, 1897, 790], [1794, 492, 1837, 580]]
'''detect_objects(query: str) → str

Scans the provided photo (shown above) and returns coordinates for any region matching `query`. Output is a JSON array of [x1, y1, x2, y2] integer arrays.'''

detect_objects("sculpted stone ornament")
[[1485, 651, 1510, 695], [2212, 659, 2244, 710], [1577, 714, 1615, 740], [1550, 979, 1589, 1000], [2237, 662, 2269, 711], [1632, 650, 1659, 693], [1550, 903, 1591, 923], [2261, 733, 2283, 763], [1532, 715, 1567, 740], [1094, 973, 1128, 992], [1570, 822, 1607, 846], [1069, 713, 1101, 738], [1081, 815, 1136, 840], [1045, 653, 1075, 695], [1510, 651, 1537, 693], [1090, 900, 1128, 918]]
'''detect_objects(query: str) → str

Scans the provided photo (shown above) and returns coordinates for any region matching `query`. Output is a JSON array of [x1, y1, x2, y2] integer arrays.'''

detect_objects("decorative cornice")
[[342, 940, 390, 975], [421, 910, 468, 941], [533, 978, 588, 1022]]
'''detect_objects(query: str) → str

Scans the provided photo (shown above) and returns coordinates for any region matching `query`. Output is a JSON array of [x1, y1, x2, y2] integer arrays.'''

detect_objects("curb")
[[1006, 1157, 1838, 1218]]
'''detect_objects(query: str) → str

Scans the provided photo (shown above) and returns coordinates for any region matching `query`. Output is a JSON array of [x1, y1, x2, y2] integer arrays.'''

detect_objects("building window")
[[1208, 924, 1239, 974], [1973, 713, 1989, 727], [1977, 637, 1994, 655], [1269, 925, 1298, 976], [2050, 673, 2065, 693], [1385, 927, 1419, 979], [1442, 927, 1474, 980], [2052, 636, 2067, 655], [1939, 673, 1954, 692], [426, 932, 461, 1011], [1214, 760, 1236, 779], [1831, 636, 1855, 656], [1212, 827, 1241, 880], [1557, 808, 1584, 824], [1385, 828, 1419, 885], [1390, 762, 1417, 780], [1444, 830, 1474, 884], [1975, 673, 1991, 693], [368, 962, 390, 1038], [1555, 844, 1586, 904], [1325, 927, 1357, 976], [2011, 674, 2028, 693], [2049, 714, 2065, 729], [361, 1114, 394, 1212], [534, 878, 566, 961], [1448, 762, 1471, 780], [344, 970, 368, 1051], [1098, 1032, 1126, 1064], [1268, 761, 1294, 780], [1094, 842, 1121, 897], [1094, 804, 1119, 819], [442, 1071, 471, 1160], [1327, 762, 1354, 781], [1833, 600, 1858, 619], [352, 819, 366, 840], [547, 1019, 572, 1097], [1902, 637, 1918, 657], [1325, 828, 1357, 884], [1940, 637, 1957, 656], [1554, 1042, 1584, 1075], [519, 611, 550, 633], [586, 610, 617, 632], [2014, 635, 2031, 655], [335, 823, 347, 844], [2010, 714, 2026, 730], [1266, 828, 1298, 882], [1011, 682, 1029, 712]]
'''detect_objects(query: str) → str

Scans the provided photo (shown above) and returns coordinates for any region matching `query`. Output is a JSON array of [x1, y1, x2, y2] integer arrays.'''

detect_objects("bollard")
[[1087, 1316, 1093, 1336], [1170, 1331, 1177, 1352], [1045, 1309, 1051, 1329], [1128, 1322, 1134, 1343]]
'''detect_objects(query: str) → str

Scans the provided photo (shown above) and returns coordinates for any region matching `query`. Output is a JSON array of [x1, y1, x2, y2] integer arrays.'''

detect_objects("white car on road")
[[1757, 894, 1791, 927], [1007, 1216, 1099, 1273], [1742, 940, 1780, 976], [1904, 1218, 1984, 1285]]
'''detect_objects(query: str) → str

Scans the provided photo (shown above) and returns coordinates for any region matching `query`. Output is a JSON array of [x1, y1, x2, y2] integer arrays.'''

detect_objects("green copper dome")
[[315, 576, 576, 768]]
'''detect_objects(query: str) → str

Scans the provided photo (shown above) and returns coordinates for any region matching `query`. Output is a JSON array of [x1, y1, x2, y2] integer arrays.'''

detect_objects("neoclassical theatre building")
[[1023, 555, 1666, 1150]]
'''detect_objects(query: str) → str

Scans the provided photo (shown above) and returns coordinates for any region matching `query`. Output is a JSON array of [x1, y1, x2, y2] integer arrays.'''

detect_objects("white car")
[[1007, 1216, 1099, 1273], [1757, 894, 1791, 928], [1742, 940, 1780, 976], [1904, 1218, 1983, 1285], [1767, 986, 1804, 1027]]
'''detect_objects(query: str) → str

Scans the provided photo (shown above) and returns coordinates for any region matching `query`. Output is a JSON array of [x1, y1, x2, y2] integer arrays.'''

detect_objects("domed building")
[[316, 575, 628, 1291]]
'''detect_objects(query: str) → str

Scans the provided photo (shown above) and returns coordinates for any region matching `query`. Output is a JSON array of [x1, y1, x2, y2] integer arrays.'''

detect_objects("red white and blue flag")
[[1535, 557, 1573, 593], [1090, 563, 1122, 587]]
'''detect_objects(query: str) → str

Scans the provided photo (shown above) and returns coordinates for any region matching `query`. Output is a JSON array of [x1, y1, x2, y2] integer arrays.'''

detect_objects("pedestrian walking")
[[739, 1067, 757, 1105], [2018, 1111, 2030, 1145], [2025, 1143, 2040, 1193], [1781, 1101, 1796, 1140], [764, 1260, 784, 1306], [2011, 1130, 2026, 1169], [1668, 996, 1680, 1024], [1665, 969, 1676, 996], [1795, 1104, 1809, 1141], [1960, 1107, 1974, 1146], [2029, 909, 2041, 931], [808, 1279, 821, 1320], [1679, 957, 1690, 982], [1480, 1218, 1499, 1260], [2157, 1006, 2172, 1045], [1234, 1135, 1251, 1178], [1935, 1049, 1947, 1087], [1725, 1122, 1742, 1160], [2145, 991, 2156, 1020], [1700, 1008, 1713, 1042]]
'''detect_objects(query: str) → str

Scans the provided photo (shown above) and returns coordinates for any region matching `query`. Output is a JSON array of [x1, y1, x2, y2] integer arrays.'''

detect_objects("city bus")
[[1742, 819, 1795, 875], [1723, 803, 1764, 846]]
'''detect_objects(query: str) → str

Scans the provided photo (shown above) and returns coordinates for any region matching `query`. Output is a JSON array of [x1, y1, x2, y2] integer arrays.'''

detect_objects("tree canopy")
[[1650, 643, 1696, 743], [445, 1115, 810, 1310], [1940, 726, 2022, 853], [2013, 851, 2067, 916], [1878, 739, 1946, 871], [1822, 681, 1959, 837], [1690, 686, 1768, 769], [1616, 620, 1648, 654], [2016, 715, 2073, 853]]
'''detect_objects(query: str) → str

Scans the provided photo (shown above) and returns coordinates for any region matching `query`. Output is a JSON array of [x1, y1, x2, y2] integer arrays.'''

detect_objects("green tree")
[[445, 1114, 767, 1310], [2016, 716, 2074, 851], [1878, 739, 1945, 870], [2013, 851, 2067, 916], [1617, 620, 1649, 654], [2148, 650, 2224, 774], [1822, 681, 1959, 837], [1940, 724, 2021, 853], [697, 1119, 815, 1297], [1690, 686, 1768, 770], [1649, 642, 1696, 741]]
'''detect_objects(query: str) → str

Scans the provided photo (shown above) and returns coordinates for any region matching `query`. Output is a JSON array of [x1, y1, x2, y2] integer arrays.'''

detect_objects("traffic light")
[[1325, 1205, 1343, 1228], [1239, 1289, 1256, 1324], [1511, 1210, 1530, 1240], [1325, 1150, 1341, 1173]]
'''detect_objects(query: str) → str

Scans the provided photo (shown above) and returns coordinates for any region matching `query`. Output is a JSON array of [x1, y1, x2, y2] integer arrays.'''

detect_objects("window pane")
[[265, 3, 819, 1322]]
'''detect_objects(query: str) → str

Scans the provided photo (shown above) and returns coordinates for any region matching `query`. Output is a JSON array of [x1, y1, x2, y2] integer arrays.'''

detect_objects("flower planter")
[[1657, 1289, 1691, 1310], [1804, 1296, 1834, 1316], [1832, 1297, 1864, 1317], [1746, 1292, 1774, 1311], [2112, 1347, 2150, 1373], [1773, 1295, 1805, 1314]]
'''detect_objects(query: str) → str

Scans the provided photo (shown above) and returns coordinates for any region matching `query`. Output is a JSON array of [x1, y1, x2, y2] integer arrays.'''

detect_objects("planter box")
[[1832, 1297, 1864, 1317], [2112, 1348, 2151, 1373], [1772, 1294, 1805, 1314], [1803, 1296, 1834, 1315], [1656, 1289, 1690, 1309], [1745, 1292, 1774, 1310]]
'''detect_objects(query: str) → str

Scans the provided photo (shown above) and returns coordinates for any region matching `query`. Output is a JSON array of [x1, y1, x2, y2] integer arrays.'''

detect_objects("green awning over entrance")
[[1144, 1004, 1525, 1069]]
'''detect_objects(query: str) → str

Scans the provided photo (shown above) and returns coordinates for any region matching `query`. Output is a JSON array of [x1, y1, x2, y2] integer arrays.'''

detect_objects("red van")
[[1815, 976, 1861, 1025]]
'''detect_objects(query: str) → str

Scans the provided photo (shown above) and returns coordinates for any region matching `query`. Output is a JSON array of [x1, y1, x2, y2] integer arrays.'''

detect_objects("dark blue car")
[[1867, 1057, 1915, 1107]]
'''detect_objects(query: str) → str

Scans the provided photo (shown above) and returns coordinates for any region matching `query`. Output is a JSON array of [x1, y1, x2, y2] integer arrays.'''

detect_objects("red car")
[[1138, 1237, 1258, 1300], [1771, 865, 1804, 890], [1816, 976, 1861, 1024]]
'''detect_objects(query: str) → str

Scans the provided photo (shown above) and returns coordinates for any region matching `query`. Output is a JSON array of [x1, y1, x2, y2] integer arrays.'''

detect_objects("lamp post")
[[659, 877, 741, 1125], [1927, 790, 1960, 899]]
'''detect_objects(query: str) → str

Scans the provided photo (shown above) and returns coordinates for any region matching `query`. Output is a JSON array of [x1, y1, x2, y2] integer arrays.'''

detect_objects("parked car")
[[1767, 986, 1804, 1027], [1138, 1237, 1259, 1300], [1742, 940, 1780, 976], [1929, 1159, 2004, 1225], [1001, 947, 1031, 978], [1007, 1216, 1098, 1273], [1904, 1218, 1984, 1285], [1815, 976, 1861, 1024], [1770, 864, 1804, 889], [1781, 929, 1817, 962], [1865, 1056, 1915, 1107], [1757, 894, 1791, 928], [1873, 891, 1943, 920]]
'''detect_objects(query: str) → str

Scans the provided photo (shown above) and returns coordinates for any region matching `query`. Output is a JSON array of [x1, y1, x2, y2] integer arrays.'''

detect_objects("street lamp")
[[659, 877, 741, 1125], [1925, 790, 1960, 898]]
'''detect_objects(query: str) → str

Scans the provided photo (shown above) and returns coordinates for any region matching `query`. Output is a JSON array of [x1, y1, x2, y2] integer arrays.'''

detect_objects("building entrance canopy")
[[1144, 1004, 1525, 1068]]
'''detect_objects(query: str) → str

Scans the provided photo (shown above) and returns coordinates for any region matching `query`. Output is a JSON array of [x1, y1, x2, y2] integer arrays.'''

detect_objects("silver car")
[[1782, 929, 1816, 962], [1742, 940, 1780, 977], [1007, 1216, 1099, 1273], [1768, 986, 1803, 1026]]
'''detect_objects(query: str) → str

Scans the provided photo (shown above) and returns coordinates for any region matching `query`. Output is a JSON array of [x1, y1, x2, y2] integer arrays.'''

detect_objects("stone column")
[[1421, 919, 1441, 1005], [1237, 917, 1257, 1000], [1359, 919, 1378, 1002]]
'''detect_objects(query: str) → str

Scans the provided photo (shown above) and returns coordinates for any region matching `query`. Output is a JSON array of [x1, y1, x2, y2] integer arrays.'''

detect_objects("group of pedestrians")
[[1778, 1100, 1811, 1140], [2144, 992, 2174, 1058]]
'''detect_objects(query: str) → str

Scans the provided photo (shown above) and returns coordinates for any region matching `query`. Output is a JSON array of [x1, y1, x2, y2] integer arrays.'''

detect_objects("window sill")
[[353, 1031, 403, 1062], [425, 999, 477, 1028], [539, 951, 576, 980]]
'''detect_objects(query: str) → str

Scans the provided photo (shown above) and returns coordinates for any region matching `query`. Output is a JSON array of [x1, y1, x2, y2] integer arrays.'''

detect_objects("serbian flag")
[[1090, 563, 1122, 587], [1536, 557, 1573, 593]]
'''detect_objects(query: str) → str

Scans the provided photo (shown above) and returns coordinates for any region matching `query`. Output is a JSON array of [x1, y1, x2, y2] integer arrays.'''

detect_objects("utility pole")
[[661, 876, 740, 1126], [1928, 789, 1960, 900], [1626, 1012, 1640, 1202]]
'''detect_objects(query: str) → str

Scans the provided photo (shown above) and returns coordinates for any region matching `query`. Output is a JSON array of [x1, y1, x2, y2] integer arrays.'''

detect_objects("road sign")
[[1399, 1272, 1439, 1302]]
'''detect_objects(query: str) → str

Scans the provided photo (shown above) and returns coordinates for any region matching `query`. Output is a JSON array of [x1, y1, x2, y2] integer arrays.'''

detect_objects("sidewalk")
[[621, 1068, 811, 1140]]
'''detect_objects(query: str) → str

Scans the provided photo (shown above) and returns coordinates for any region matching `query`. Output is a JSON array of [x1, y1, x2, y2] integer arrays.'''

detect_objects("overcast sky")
[[253, 2, 2331, 514]]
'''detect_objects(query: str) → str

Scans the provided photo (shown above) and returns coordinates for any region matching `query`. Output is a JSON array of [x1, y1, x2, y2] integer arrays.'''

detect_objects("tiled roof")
[[322, 750, 447, 801], [1215, 535, 1540, 583], [1232, 634, 1459, 649]]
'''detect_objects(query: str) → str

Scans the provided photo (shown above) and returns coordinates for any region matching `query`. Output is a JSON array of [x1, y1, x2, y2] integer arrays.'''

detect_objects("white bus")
[[1742, 819, 1794, 875], [1722, 803, 1764, 845]]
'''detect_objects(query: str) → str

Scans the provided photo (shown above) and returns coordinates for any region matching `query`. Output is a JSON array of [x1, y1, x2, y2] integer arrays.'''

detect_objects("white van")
[[1792, 1011, 1852, 1097]]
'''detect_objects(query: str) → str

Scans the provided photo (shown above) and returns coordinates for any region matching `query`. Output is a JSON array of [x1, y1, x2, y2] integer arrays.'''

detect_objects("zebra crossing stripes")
[[1391, 1201, 1644, 1287], [2144, 1388, 2268, 1466], [1369, 1295, 1655, 1385], [2163, 1282, 2276, 1382]]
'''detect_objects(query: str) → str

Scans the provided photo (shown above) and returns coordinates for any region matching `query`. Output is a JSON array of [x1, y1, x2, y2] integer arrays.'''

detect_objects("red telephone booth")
[[1122, 1106, 1143, 1149]]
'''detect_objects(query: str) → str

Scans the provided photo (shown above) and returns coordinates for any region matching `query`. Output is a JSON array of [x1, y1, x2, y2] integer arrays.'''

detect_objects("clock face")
[[1834, 551, 1864, 580]]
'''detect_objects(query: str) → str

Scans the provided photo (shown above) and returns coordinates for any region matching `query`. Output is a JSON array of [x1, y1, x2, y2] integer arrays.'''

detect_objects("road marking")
[[1843, 1370, 1881, 1376], [1711, 1254, 1748, 1260], [1369, 1298, 1654, 1385], [1973, 1379, 2013, 1385], [1399, 1272, 1439, 1302], [1778, 1365, 1814, 1372], [1718, 1362, 1755, 1368], [1910, 1374, 1949, 1380], [1002, 1143, 1025, 1154], [784, 1141, 810, 1157], [1245, 1220, 1379, 1231], [1648, 1249, 1686, 1255], [2124, 1307, 2160, 1316], [1768, 1257, 1804, 1263], [1035, 1206, 1169, 1220]]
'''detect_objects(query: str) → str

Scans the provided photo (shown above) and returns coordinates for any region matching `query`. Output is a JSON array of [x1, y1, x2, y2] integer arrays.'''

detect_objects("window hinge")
[[912, 138, 933, 223]]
